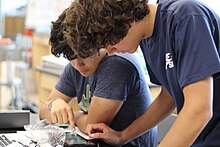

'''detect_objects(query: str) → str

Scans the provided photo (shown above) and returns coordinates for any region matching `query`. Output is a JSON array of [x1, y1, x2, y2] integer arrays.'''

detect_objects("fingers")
[[86, 123, 107, 135], [50, 105, 75, 126], [51, 111, 58, 123], [89, 132, 106, 139], [86, 123, 122, 145], [57, 110, 64, 123], [86, 123, 105, 139], [61, 109, 69, 123], [67, 107, 75, 129], [51, 108, 67, 123]]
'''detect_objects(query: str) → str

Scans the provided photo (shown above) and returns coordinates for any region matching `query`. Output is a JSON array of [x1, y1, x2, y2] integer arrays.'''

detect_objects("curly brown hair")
[[64, 0, 149, 58], [49, 9, 78, 60]]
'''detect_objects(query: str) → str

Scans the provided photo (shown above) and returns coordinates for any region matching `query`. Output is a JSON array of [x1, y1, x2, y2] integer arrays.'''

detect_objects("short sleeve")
[[140, 41, 161, 85], [93, 56, 138, 101], [176, 15, 220, 88], [55, 63, 77, 97], [145, 61, 161, 85]]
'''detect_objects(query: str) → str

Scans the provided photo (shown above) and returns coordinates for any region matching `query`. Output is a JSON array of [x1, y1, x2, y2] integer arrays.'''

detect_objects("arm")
[[75, 96, 123, 133], [87, 87, 176, 145], [39, 87, 75, 128], [159, 76, 213, 147]]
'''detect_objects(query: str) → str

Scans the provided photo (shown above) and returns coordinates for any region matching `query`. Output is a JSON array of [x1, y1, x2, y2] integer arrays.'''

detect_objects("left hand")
[[86, 123, 123, 145], [50, 98, 75, 129]]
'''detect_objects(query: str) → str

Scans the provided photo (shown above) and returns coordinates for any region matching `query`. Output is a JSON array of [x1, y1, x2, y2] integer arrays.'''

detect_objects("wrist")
[[74, 110, 85, 120], [48, 97, 62, 111], [119, 130, 129, 145]]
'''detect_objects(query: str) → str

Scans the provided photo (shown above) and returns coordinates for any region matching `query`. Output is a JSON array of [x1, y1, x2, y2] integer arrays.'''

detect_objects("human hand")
[[50, 99, 75, 129], [86, 123, 123, 145]]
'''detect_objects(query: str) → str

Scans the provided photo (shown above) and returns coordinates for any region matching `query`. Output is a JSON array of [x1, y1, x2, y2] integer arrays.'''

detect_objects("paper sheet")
[[61, 125, 93, 140], [74, 126, 93, 140]]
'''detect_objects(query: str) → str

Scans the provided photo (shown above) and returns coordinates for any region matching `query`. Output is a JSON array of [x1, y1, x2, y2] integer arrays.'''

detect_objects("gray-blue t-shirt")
[[140, 0, 220, 146], [55, 54, 157, 147]]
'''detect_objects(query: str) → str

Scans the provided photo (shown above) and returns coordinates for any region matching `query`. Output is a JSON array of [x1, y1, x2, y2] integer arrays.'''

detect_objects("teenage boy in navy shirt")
[[39, 9, 158, 147], [63, 0, 220, 146]]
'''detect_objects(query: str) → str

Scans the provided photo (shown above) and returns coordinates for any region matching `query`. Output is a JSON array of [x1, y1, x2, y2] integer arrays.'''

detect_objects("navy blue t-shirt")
[[140, 0, 220, 146], [55, 54, 158, 147]]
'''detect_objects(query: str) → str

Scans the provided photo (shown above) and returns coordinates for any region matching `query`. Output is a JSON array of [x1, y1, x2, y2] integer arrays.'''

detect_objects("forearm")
[[121, 93, 175, 144], [159, 77, 214, 146], [39, 100, 53, 122], [74, 110, 88, 133], [39, 88, 74, 125], [159, 105, 212, 146]]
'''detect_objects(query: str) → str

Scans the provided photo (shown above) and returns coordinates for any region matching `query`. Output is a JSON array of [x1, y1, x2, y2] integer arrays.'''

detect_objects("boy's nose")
[[75, 59, 85, 67]]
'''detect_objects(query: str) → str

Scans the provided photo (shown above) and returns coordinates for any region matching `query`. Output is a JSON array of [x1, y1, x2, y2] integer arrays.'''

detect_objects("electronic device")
[[0, 110, 30, 133], [64, 132, 97, 147]]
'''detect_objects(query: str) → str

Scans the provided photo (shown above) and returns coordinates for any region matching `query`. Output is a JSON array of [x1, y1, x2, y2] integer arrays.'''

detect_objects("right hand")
[[86, 123, 123, 146], [50, 98, 75, 129]]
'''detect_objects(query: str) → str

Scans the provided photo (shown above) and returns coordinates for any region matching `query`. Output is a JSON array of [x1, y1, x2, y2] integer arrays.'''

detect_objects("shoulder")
[[160, 0, 211, 19], [97, 54, 140, 77], [63, 63, 74, 73], [100, 54, 136, 70], [65, 63, 72, 69], [63, 62, 78, 76], [161, 0, 204, 10]]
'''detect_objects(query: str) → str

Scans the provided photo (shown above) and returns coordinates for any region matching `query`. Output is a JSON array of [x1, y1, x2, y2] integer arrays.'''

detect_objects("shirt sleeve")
[[145, 61, 161, 85], [93, 56, 139, 101], [139, 41, 161, 85], [176, 15, 220, 88], [55, 63, 77, 97]]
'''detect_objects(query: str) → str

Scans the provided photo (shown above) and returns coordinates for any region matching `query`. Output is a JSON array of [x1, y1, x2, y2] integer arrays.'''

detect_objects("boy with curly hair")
[[63, 0, 220, 146], [39, 8, 158, 147]]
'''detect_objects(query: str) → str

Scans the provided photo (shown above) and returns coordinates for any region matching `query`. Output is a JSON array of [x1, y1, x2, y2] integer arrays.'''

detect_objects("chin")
[[129, 50, 136, 54], [128, 48, 138, 54], [80, 72, 91, 77], [81, 73, 89, 77], [120, 48, 136, 54]]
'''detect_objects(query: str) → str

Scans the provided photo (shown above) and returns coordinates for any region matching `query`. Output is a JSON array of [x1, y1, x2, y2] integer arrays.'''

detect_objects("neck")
[[142, 4, 158, 38], [99, 49, 108, 59]]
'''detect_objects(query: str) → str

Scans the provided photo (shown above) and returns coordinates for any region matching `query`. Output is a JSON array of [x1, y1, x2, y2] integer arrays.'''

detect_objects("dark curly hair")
[[64, 0, 149, 58], [49, 8, 77, 60]]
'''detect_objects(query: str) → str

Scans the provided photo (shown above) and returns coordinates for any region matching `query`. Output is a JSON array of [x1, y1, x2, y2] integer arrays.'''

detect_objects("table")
[[0, 112, 99, 146], [0, 110, 177, 146]]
